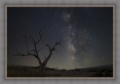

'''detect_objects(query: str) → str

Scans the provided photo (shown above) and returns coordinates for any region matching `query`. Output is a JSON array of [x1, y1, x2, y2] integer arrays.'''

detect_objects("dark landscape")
[[7, 64, 113, 77]]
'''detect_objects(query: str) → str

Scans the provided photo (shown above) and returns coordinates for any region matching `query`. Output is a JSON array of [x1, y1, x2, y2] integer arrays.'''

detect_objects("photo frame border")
[[5, 4, 115, 79]]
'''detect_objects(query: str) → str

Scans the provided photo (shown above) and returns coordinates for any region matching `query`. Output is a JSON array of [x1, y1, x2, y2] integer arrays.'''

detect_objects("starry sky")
[[7, 7, 113, 69]]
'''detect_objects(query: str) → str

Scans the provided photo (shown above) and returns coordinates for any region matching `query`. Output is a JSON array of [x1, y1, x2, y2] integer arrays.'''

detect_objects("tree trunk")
[[35, 56, 43, 71], [39, 63, 45, 71], [38, 52, 52, 72]]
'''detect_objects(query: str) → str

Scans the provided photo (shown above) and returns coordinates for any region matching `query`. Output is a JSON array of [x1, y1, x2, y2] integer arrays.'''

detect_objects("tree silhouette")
[[14, 30, 62, 71]]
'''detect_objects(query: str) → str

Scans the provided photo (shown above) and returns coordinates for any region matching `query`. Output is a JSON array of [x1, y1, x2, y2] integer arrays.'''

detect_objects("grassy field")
[[7, 65, 113, 77]]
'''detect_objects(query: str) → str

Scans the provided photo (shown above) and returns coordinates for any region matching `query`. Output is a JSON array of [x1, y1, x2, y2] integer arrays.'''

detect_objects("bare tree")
[[14, 30, 61, 71]]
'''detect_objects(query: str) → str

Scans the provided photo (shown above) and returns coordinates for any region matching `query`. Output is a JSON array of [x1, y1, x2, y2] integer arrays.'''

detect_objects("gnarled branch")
[[46, 44, 51, 51], [14, 31, 43, 64], [36, 30, 42, 44], [43, 40, 62, 67]]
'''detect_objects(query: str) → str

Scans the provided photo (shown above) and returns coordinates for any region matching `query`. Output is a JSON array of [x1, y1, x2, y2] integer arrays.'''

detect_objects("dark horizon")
[[7, 63, 113, 70], [7, 7, 113, 69]]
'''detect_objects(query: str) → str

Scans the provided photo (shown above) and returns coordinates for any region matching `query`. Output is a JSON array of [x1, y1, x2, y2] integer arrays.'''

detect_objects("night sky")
[[7, 7, 113, 69]]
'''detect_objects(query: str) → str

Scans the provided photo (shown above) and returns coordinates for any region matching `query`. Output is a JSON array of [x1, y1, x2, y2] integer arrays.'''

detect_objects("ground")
[[7, 65, 113, 77]]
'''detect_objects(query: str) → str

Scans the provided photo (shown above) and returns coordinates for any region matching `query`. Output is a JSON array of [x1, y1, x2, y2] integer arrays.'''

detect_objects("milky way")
[[62, 8, 94, 68], [62, 9, 77, 68]]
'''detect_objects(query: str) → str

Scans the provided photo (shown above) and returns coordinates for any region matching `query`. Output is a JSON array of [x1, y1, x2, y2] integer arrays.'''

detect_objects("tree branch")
[[36, 30, 42, 44], [14, 31, 43, 66], [52, 41, 61, 52], [37, 48, 42, 52], [46, 44, 51, 51], [14, 49, 33, 57], [30, 36, 36, 44], [43, 40, 62, 66]]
